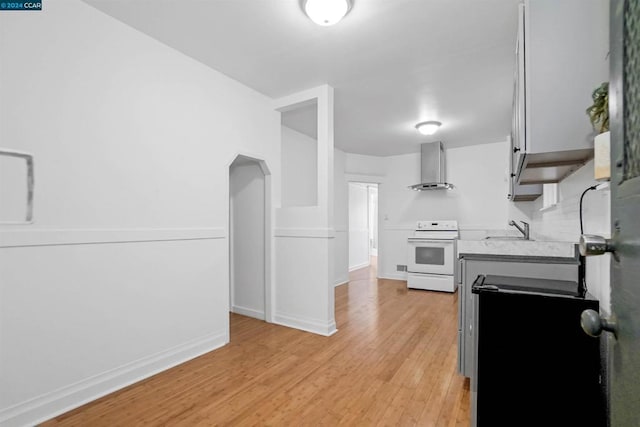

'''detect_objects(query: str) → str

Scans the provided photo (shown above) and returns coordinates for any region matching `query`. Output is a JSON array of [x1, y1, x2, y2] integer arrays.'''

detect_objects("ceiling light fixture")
[[304, 0, 351, 26], [415, 121, 442, 136]]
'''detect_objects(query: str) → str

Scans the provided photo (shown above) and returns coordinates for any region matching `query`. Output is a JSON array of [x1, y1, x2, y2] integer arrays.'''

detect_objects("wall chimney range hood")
[[408, 141, 454, 191]]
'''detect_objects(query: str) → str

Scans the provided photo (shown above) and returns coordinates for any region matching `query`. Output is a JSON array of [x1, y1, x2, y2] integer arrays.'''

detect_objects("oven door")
[[407, 238, 455, 275]]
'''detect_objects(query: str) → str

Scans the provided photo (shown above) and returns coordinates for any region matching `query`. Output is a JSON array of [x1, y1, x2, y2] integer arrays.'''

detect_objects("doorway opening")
[[229, 155, 272, 331], [348, 182, 379, 274]]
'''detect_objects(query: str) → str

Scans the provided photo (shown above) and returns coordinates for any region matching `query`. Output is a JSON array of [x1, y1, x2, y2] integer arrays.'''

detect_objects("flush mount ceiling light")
[[415, 121, 442, 136], [304, 0, 351, 26]]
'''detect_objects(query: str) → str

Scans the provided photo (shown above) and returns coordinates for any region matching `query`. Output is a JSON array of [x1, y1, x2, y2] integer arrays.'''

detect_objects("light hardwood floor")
[[43, 258, 470, 426]]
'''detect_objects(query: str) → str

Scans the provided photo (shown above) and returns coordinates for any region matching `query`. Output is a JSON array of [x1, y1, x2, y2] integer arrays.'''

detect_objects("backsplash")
[[528, 160, 610, 243], [524, 159, 611, 313]]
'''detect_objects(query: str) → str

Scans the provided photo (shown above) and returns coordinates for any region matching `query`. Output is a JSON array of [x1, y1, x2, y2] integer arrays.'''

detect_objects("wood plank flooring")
[[43, 259, 470, 426]]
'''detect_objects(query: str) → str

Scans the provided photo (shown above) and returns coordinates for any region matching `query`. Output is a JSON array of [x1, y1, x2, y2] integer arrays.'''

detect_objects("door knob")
[[581, 309, 617, 337], [579, 234, 615, 256]]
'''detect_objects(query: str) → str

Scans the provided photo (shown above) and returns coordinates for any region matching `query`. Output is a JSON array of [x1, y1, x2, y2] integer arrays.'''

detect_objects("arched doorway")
[[228, 155, 272, 326]]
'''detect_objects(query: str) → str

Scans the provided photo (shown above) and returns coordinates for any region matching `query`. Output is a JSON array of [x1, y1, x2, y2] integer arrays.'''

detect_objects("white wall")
[[0, 2, 280, 425], [333, 141, 611, 313], [526, 160, 611, 313], [345, 153, 387, 176], [382, 142, 511, 229], [333, 149, 349, 286], [527, 160, 610, 242], [333, 142, 512, 281], [333, 140, 519, 280], [332, 150, 385, 284], [378, 141, 512, 279], [352, 142, 611, 312], [348, 183, 370, 271], [0, 155, 29, 223], [273, 86, 336, 337], [230, 161, 265, 320], [281, 126, 317, 207]]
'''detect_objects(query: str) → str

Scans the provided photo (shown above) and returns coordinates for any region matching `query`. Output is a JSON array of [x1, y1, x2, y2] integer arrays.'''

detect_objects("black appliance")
[[472, 274, 604, 427]]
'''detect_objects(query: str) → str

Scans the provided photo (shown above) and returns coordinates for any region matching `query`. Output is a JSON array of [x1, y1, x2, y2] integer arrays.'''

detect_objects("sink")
[[484, 236, 534, 241]]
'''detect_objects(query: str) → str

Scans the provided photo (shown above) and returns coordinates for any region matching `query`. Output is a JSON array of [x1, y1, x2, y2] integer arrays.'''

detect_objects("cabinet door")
[[475, 291, 602, 426], [513, 4, 526, 173], [524, 0, 609, 156], [460, 258, 579, 378], [457, 259, 465, 374], [508, 134, 515, 200], [509, 3, 536, 200], [509, 136, 542, 202]]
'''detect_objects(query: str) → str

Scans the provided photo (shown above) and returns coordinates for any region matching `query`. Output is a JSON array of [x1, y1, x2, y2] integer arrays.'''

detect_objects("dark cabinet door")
[[476, 290, 603, 426]]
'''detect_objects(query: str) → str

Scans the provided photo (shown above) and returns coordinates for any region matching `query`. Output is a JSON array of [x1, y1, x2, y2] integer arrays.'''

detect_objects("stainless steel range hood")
[[408, 141, 454, 191]]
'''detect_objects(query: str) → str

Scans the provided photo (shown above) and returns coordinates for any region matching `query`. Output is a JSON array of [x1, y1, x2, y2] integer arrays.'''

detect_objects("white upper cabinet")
[[512, 0, 609, 185], [508, 6, 542, 202]]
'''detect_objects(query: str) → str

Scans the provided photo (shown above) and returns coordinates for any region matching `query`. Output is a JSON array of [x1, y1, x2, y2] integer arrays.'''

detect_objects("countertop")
[[457, 239, 579, 260]]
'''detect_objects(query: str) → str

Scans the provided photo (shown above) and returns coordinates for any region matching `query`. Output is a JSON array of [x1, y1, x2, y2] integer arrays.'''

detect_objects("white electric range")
[[407, 220, 459, 292]]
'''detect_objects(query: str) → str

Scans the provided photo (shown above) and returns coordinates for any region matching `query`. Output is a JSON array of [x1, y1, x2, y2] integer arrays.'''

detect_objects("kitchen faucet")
[[509, 220, 530, 240]]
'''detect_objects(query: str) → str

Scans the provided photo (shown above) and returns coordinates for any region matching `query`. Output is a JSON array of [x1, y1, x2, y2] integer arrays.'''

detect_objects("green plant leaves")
[[586, 82, 609, 133]]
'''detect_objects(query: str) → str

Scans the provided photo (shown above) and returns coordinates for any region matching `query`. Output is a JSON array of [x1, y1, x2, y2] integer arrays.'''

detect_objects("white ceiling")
[[84, 0, 520, 156]]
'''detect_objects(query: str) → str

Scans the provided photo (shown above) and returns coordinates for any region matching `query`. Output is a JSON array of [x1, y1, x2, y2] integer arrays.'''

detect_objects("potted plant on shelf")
[[586, 82, 609, 133], [586, 82, 610, 181]]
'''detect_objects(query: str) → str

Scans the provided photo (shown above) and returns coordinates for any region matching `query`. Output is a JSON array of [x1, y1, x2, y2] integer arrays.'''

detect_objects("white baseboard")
[[273, 312, 337, 337], [232, 305, 265, 320], [334, 276, 349, 287], [0, 331, 228, 427], [348, 261, 370, 272]]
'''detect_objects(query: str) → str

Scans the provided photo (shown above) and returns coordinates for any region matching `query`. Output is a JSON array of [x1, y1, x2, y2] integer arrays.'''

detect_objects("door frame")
[[367, 185, 379, 257], [606, 2, 640, 424], [227, 153, 273, 324], [346, 174, 384, 276]]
